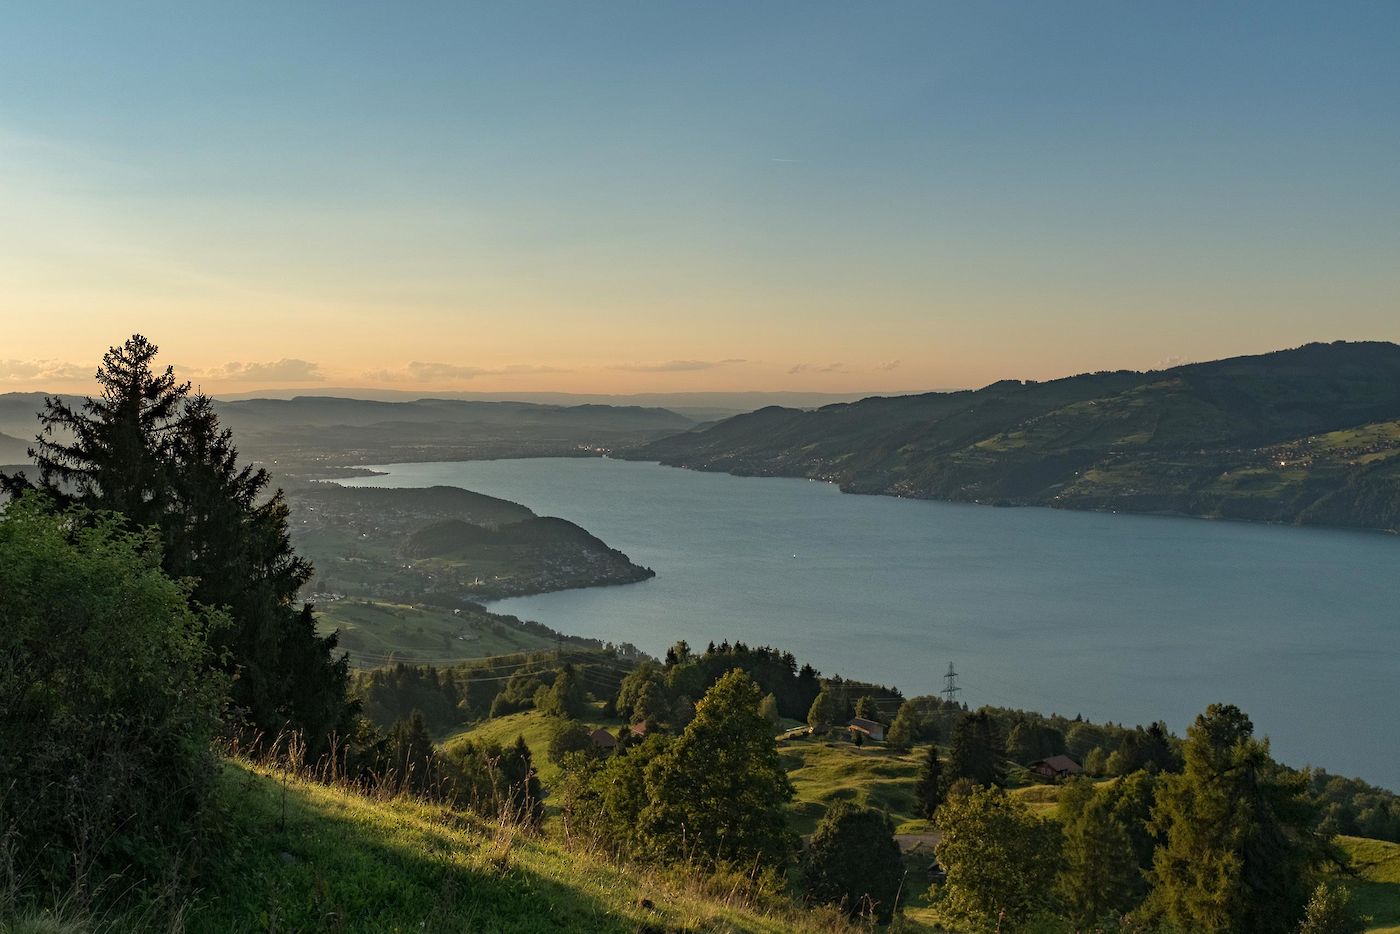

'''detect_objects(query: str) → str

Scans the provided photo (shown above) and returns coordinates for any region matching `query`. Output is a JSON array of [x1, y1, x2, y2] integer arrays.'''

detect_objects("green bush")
[[0, 498, 226, 895], [801, 802, 905, 922]]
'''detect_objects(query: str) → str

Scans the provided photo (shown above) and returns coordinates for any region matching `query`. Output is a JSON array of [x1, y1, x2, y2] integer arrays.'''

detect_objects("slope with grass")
[[630, 342, 1400, 532], [190, 759, 863, 933], [780, 736, 925, 837], [1335, 836, 1400, 933], [316, 599, 561, 668], [440, 706, 626, 786]]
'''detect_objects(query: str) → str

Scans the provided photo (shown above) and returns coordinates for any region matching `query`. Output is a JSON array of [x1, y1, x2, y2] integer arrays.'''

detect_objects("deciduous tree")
[[934, 785, 1061, 930], [885, 701, 917, 751], [640, 670, 795, 868], [807, 690, 835, 733], [802, 803, 905, 922]]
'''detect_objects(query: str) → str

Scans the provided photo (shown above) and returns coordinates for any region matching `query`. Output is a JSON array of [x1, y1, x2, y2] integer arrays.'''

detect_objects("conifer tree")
[[1056, 779, 1143, 923], [3, 335, 352, 748], [914, 743, 946, 819], [1298, 882, 1367, 934], [949, 711, 1006, 787], [497, 735, 544, 825], [1148, 704, 1322, 932], [759, 692, 781, 725], [2, 334, 187, 525], [389, 710, 439, 794]]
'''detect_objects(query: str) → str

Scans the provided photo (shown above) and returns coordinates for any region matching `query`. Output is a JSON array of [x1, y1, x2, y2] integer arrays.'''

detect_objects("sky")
[[2, 2, 1398, 395]]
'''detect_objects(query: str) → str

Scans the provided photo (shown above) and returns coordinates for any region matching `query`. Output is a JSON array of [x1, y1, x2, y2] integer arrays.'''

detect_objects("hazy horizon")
[[4, 3, 1399, 394]]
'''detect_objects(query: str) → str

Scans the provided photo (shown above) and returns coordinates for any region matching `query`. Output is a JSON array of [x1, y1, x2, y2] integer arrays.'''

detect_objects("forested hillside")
[[632, 342, 1400, 532]]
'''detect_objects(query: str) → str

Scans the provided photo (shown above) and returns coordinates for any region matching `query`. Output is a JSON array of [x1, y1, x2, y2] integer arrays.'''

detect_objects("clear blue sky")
[[3, 2, 1397, 392]]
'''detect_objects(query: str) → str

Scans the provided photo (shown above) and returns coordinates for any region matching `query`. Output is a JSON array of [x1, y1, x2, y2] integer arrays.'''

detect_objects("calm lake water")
[[344, 457, 1400, 789]]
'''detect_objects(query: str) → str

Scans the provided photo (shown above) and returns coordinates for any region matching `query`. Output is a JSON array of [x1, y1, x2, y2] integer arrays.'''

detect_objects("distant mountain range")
[[209, 389, 932, 421], [629, 342, 1400, 533], [0, 393, 699, 471]]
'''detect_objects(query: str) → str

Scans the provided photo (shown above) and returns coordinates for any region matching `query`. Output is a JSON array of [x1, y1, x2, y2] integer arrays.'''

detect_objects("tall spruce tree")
[[914, 743, 946, 819], [3, 335, 186, 524], [3, 335, 351, 749], [949, 711, 1006, 787]]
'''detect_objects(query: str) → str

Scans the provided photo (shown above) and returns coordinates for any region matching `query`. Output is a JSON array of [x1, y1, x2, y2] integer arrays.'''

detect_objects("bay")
[[344, 457, 1400, 789]]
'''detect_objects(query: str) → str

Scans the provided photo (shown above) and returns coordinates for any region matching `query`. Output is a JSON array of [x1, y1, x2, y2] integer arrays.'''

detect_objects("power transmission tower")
[[942, 662, 962, 705]]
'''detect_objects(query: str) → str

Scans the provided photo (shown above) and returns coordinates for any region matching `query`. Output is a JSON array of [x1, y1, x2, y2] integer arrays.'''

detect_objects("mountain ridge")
[[627, 342, 1400, 533]]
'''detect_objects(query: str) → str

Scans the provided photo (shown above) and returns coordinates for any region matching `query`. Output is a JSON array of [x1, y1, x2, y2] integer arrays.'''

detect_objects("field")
[[441, 706, 625, 786], [1342, 836, 1400, 933], [780, 735, 926, 836], [317, 599, 559, 668]]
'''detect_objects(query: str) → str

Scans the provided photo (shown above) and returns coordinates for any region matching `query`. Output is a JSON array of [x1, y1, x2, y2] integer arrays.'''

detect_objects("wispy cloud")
[[192, 359, 325, 382], [788, 362, 848, 375], [363, 362, 570, 383], [876, 359, 902, 371], [0, 359, 91, 383], [610, 359, 746, 373]]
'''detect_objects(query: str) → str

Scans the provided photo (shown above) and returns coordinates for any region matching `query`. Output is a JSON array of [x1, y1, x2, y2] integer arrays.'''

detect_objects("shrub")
[[801, 803, 905, 922], [0, 499, 226, 896]]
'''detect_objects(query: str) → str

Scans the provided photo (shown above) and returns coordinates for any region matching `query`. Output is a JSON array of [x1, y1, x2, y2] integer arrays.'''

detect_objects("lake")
[[344, 457, 1400, 789]]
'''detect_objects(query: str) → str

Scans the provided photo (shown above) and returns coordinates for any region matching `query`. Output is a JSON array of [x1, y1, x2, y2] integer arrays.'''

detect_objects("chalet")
[[847, 717, 885, 742], [1029, 754, 1083, 781], [589, 728, 618, 750]]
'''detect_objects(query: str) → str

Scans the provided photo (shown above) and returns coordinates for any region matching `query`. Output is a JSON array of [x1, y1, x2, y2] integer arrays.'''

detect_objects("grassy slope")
[[317, 599, 557, 668], [441, 707, 625, 786], [1341, 836, 1400, 933], [448, 712, 929, 830], [193, 760, 861, 934], [780, 736, 925, 836], [423, 721, 1400, 930]]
